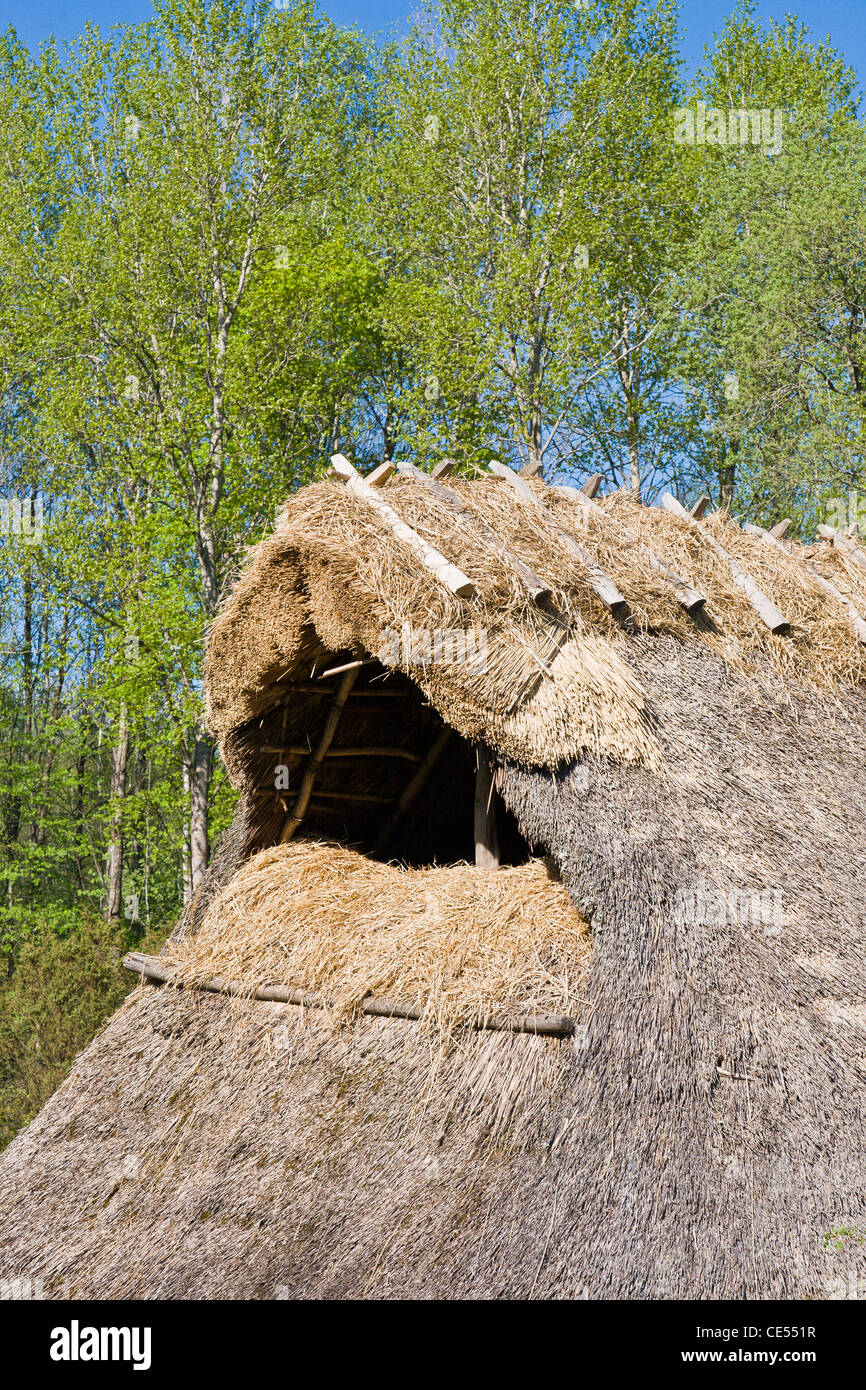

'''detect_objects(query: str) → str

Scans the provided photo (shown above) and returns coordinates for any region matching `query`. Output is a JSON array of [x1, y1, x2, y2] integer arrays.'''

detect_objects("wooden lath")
[[745, 522, 866, 646], [330, 454, 475, 598], [555, 483, 705, 612], [662, 494, 789, 634], [265, 745, 422, 762], [395, 460, 552, 603], [488, 460, 628, 617]]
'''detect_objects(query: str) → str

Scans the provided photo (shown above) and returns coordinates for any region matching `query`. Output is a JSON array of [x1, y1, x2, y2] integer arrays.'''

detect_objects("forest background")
[[1, 0, 863, 1144]]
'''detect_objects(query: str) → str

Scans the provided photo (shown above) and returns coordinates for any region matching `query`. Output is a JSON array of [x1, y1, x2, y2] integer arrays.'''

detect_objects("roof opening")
[[230, 651, 537, 868]]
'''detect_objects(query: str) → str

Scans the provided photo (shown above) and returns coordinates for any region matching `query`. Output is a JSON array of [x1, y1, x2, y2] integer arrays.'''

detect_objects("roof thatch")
[[1, 466, 865, 1299]]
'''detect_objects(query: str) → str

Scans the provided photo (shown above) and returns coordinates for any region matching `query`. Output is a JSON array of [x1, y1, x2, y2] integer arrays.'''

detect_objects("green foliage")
[[821, 1226, 866, 1253], [672, 0, 863, 523], [0, 911, 170, 1150]]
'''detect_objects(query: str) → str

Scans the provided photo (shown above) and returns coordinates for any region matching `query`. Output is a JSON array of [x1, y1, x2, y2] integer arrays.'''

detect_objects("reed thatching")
[[1, 470, 865, 1300]]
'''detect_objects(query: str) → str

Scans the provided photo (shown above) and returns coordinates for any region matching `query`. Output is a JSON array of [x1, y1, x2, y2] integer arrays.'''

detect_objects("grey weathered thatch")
[[1, 469, 865, 1299]]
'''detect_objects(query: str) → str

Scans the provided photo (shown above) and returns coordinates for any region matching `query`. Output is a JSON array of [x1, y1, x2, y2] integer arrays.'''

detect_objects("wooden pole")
[[555, 483, 705, 612], [662, 494, 789, 634], [372, 726, 452, 857], [489, 460, 628, 617], [123, 952, 576, 1039], [474, 745, 500, 869], [279, 667, 359, 842], [816, 524, 866, 571], [396, 460, 552, 603], [330, 454, 476, 598], [744, 522, 866, 646]]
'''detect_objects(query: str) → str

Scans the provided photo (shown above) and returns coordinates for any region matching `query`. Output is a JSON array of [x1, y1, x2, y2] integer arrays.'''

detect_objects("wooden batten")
[[330, 454, 475, 598], [432, 458, 456, 479], [555, 483, 705, 612], [123, 952, 576, 1039], [317, 657, 377, 679], [745, 522, 866, 646], [366, 460, 395, 487], [396, 460, 552, 603], [662, 494, 789, 634], [489, 460, 628, 617]]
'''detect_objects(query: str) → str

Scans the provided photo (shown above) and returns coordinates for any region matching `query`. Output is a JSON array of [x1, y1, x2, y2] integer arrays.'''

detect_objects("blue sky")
[[3, 1, 863, 93]]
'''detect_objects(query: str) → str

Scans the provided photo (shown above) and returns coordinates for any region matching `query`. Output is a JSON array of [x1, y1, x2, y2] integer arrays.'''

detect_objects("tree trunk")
[[627, 395, 641, 501], [188, 731, 213, 891], [104, 702, 129, 920], [719, 436, 737, 511], [181, 763, 192, 904]]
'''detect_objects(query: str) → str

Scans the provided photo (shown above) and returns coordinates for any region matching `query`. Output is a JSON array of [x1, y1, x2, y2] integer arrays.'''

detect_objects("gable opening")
[[230, 651, 537, 869]]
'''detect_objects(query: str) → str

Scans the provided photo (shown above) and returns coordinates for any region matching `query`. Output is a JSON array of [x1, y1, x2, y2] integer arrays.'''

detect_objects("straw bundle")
[[161, 840, 592, 1033]]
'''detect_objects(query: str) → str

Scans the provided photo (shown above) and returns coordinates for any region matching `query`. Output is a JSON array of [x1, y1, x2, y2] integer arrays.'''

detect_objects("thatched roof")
[[2, 463, 866, 1298]]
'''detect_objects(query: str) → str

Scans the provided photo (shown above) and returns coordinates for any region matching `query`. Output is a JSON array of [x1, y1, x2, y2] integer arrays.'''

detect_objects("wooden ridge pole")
[[744, 522, 866, 646], [330, 454, 475, 598], [488, 461, 628, 617], [661, 494, 789, 634], [279, 666, 359, 842], [395, 460, 552, 603], [554, 483, 706, 612], [123, 952, 575, 1039]]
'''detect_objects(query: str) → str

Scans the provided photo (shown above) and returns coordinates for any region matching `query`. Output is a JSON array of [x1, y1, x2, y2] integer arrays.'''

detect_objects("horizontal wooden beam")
[[309, 789, 395, 804], [123, 952, 576, 1039], [317, 657, 377, 679], [261, 745, 421, 761]]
